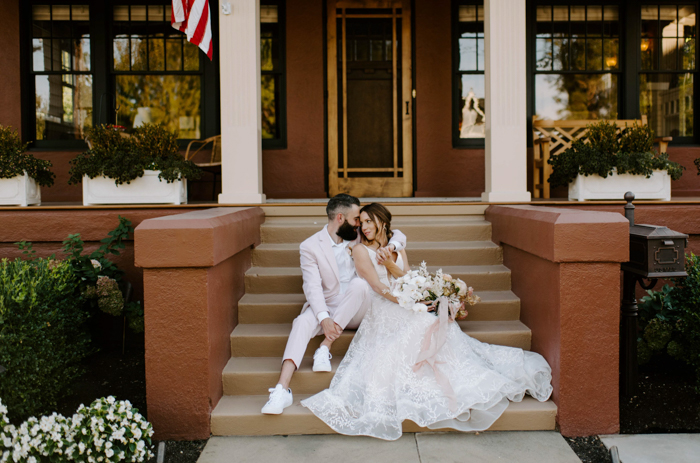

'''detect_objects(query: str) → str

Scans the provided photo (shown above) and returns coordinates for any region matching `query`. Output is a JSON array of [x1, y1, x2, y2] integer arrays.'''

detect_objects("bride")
[[301, 203, 553, 440]]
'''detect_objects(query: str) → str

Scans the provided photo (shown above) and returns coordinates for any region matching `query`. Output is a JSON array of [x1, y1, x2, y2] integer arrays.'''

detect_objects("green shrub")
[[0, 258, 90, 422], [638, 253, 700, 387], [548, 120, 685, 188], [68, 124, 202, 186], [0, 125, 55, 187]]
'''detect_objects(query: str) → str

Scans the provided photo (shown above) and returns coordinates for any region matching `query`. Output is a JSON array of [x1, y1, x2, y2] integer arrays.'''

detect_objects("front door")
[[327, 0, 413, 197]]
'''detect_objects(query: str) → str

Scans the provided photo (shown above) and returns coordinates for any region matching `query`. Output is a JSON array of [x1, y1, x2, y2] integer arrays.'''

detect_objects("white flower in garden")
[[91, 259, 102, 270], [79, 442, 86, 454], [106, 448, 114, 458]]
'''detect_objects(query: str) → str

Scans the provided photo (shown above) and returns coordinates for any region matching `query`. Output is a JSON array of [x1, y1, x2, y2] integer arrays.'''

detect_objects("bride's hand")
[[377, 247, 393, 266]]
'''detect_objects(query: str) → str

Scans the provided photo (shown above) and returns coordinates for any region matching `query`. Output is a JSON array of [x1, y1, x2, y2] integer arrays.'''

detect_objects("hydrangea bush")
[[0, 397, 154, 463]]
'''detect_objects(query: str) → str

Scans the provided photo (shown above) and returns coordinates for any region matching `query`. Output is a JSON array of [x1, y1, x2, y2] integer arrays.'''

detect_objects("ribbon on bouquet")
[[413, 295, 458, 412]]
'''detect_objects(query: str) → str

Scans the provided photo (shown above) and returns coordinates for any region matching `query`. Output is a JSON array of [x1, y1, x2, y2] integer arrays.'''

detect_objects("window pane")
[[33, 38, 48, 71], [458, 75, 485, 139], [535, 73, 618, 120], [681, 38, 695, 70], [458, 38, 477, 71], [130, 6, 147, 22], [113, 35, 130, 70], [604, 38, 619, 70], [33, 5, 51, 38], [148, 5, 165, 21], [115, 75, 201, 139], [183, 41, 200, 71], [131, 35, 147, 71], [586, 39, 602, 70], [55, 39, 72, 71], [640, 73, 693, 137], [149, 37, 164, 71], [74, 37, 90, 71], [641, 38, 658, 70], [113, 5, 129, 21], [261, 75, 278, 139], [570, 36, 585, 70], [166, 37, 183, 70], [661, 37, 679, 70], [261, 5, 278, 23], [35, 74, 92, 140], [536, 38, 552, 70], [52, 5, 70, 22], [553, 38, 568, 70], [476, 39, 484, 71], [261, 22, 279, 71], [570, 6, 586, 36]]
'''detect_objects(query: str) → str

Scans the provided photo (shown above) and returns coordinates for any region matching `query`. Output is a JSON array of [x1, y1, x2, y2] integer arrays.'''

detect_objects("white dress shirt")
[[317, 227, 355, 323], [317, 226, 405, 323]]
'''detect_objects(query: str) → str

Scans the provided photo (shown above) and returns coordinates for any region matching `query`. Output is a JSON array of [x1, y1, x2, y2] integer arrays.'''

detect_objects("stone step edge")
[[210, 395, 557, 435], [238, 290, 519, 305]]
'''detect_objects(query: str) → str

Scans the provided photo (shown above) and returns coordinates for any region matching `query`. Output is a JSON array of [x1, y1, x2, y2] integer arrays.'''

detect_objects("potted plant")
[[548, 120, 685, 201], [0, 125, 55, 206], [69, 124, 202, 205]]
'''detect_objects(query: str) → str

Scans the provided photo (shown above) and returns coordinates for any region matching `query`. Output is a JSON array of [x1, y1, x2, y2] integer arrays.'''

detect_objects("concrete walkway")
[[600, 434, 700, 463], [197, 432, 581, 463]]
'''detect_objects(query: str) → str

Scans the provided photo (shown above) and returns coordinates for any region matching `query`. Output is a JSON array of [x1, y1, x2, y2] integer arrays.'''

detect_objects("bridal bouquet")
[[389, 261, 480, 320]]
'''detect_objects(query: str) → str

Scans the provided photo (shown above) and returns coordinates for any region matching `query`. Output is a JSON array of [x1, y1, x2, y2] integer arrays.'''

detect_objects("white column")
[[218, 0, 266, 204], [481, 0, 531, 202]]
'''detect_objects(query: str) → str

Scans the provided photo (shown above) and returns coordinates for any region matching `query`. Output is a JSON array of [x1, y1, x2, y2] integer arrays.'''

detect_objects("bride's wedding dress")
[[301, 246, 553, 440]]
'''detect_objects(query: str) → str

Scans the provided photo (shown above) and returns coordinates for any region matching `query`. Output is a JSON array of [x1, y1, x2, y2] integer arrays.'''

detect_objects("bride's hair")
[[359, 203, 393, 246]]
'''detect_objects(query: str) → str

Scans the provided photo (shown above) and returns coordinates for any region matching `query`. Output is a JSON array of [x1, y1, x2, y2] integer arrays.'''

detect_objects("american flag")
[[171, 0, 213, 60]]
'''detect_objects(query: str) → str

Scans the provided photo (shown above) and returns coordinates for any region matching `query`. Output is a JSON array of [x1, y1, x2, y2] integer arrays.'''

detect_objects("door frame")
[[326, 0, 414, 197]]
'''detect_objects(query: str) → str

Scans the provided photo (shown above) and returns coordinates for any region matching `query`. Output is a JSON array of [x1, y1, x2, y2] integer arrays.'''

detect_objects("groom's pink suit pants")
[[282, 278, 371, 369]]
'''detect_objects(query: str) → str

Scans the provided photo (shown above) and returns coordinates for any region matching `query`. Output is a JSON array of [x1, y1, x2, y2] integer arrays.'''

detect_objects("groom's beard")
[[336, 219, 359, 241]]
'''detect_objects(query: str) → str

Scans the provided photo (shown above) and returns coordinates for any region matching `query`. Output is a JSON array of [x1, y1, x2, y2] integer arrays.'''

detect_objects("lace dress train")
[[301, 248, 553, 440]]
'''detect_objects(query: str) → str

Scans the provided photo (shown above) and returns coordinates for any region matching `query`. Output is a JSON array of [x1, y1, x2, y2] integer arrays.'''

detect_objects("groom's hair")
[[326, 194, 360, 220]]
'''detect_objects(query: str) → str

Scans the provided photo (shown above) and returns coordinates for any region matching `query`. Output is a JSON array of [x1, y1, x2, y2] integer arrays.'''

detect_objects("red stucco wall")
[[414, 0, 485, 197], [0, 0, 21, 134], [487, 205, 629, 436], [261, 0, 326, 199]]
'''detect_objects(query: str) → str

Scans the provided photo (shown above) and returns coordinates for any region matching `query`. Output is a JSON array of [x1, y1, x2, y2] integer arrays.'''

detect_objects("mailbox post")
[[620, 192, 688, 396]]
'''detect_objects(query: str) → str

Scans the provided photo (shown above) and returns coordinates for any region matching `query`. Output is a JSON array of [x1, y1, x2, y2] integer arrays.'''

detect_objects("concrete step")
[[210, 394, 557, 435], [230, 320, 531, 358], [244, 265, 511, 294], [260, 216, 492, 244], [252, 241, 503, 267], [238, 290, 520, 324]]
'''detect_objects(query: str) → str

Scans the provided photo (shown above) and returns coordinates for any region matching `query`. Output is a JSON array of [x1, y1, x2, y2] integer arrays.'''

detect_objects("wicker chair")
[[185, 135, 222, 200]]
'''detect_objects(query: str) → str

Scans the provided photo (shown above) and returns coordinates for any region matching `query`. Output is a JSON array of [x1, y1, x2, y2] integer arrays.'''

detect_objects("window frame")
[[21, 0, 221, 149], [452, 0, 486, 149], [528, 0, 699, 146], [261, 0, 287, 150]]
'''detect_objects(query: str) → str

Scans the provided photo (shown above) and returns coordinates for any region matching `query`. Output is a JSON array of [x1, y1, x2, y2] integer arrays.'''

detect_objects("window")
[[534, 4, 620, 120], [640, 4, 696, 139], [453, 1, 485, 146], [261, 1, 286, 149], [112, 4, 203, 139], [31, 5, 92, 141], [24, 1, 220, 148]]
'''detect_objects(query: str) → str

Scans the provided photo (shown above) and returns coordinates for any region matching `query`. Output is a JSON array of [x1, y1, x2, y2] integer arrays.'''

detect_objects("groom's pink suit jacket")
[[299, 226, 407, 322]]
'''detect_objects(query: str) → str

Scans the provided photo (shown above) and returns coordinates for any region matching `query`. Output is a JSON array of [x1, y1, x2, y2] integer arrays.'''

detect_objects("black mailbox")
[[621, 224, 688, 278]]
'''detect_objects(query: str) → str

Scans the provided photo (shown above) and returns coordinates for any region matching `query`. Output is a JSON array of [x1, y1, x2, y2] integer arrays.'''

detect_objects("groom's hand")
[[321, 318, 342, 342]]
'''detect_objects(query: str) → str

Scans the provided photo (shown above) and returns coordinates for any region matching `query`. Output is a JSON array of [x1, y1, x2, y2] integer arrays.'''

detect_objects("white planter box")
[[568, 169, 671, 201], [0, 173, 41, 206], [83, 170, 187, 205]]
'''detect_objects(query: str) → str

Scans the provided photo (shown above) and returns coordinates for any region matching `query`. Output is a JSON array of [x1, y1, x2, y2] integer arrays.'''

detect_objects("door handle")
[[405, 101, 409, 115]]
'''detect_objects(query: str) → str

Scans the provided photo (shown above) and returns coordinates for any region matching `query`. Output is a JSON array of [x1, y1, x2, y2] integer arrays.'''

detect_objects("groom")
[[261, 194, 406, 414]]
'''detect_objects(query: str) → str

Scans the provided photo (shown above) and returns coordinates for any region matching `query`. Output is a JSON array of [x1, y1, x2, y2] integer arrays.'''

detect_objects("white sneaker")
[[313, 346, 332, 372], [261, 384, 293, 415]]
